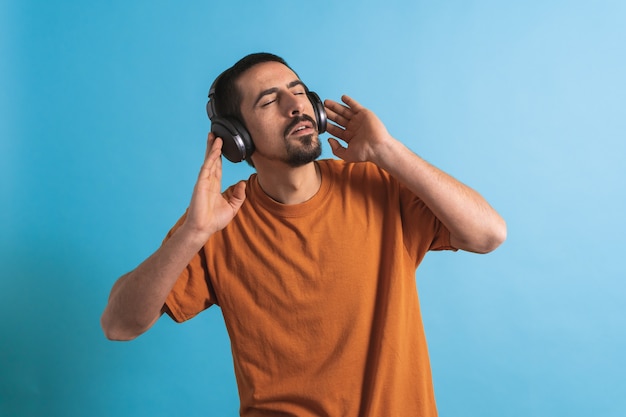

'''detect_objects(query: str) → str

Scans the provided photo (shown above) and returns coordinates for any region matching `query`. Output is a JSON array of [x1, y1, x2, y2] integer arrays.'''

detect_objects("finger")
[[324, 98, 354, 118], [324, 100, 355, 129], [209, 139, 223, 173], [323, 98, 343, 111], [199, 137, 223, 180], [325, 122, 349, 142], [341, 95, 364, 111], [205, 132, 218, 160], [324, 106, 350, 128], [328, 138, 347, 160]]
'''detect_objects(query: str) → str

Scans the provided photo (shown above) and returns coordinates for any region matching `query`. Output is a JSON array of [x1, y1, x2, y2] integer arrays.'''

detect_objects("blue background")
[[2, 1, 625, 416]]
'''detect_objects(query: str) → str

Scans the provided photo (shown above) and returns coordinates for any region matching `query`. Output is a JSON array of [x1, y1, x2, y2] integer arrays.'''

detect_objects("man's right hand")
[[100, 133, 246, 341], [180, 132, 247, 243]]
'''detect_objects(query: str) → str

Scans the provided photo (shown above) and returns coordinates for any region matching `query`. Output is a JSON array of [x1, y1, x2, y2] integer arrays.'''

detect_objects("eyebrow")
[[253, 80, 306, 107]]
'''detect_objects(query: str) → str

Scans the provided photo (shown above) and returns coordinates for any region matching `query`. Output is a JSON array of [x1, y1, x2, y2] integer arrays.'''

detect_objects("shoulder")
[[222, 173, 256, 200], [318, 159, 398, 201], [318, 159, 392, 183]]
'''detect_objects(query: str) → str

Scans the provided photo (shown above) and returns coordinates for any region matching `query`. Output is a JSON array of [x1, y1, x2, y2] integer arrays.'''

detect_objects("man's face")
[[237, 61, 321, 167]]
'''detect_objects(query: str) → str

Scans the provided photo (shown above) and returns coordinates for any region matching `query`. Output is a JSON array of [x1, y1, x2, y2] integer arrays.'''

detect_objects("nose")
[[284, 93, 305, 117]]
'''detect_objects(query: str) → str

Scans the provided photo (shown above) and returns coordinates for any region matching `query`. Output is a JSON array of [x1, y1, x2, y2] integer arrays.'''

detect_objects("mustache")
[[283, 114, 317, 138]]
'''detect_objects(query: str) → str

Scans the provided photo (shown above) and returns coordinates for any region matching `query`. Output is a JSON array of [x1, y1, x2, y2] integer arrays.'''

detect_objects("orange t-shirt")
[[165, 159, 455, 417]]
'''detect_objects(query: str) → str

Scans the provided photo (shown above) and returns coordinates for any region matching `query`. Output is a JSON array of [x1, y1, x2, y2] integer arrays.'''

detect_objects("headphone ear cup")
[[210, 117, 255, 163], [307, 91, 327, 134]]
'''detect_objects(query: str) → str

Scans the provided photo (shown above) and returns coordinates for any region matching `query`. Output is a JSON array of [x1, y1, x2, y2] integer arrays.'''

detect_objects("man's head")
[[211, 53, 291, 122], [208, 53, 325, 167]]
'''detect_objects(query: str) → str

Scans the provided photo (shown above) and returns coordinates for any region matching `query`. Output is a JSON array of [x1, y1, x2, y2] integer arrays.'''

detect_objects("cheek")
[[244, 107, 294, 146], [241, 115, 263, 139], [247, 120, 270, 142], [250, 114, 283, 140], [244, 121, 275, 153]]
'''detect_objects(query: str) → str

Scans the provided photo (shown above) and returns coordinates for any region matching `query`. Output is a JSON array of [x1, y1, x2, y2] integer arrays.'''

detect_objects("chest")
[[207, 190, 405, 314]]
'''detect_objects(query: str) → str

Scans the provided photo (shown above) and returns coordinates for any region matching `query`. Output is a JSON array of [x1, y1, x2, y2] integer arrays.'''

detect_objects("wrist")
[[176, 221, 214, 249], [369, 136, 404, 170]]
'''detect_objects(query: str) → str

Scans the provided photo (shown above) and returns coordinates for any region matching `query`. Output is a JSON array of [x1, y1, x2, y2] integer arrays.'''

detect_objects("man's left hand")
[[324, 95, 394, 165]]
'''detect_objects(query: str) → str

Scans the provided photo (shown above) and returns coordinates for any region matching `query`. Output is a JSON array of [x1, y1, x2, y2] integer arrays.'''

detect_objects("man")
[[101, 52, 506, 416]]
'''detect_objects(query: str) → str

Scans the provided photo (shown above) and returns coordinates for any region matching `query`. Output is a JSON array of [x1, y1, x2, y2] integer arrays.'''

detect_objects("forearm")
[[100, 225, 209, 341], [374, 139, 507, 253], [324, 95, 506, 252]]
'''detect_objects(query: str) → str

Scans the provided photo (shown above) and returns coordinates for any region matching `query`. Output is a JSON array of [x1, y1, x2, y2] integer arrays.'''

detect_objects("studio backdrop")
[[1, 1, 625, 416]]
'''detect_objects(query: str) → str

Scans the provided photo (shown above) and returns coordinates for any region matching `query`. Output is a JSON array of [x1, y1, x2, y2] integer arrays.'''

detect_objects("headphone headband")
[[206, 74, 220, 121]]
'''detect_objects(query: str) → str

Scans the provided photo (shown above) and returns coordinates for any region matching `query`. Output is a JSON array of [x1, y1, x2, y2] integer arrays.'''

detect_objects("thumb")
[[328, 138, 347, 160], [229, 181, 247, 211]]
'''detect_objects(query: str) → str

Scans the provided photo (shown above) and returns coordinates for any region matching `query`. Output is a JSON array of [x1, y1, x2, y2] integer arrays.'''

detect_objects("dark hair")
[[212, 52, 296, 120]]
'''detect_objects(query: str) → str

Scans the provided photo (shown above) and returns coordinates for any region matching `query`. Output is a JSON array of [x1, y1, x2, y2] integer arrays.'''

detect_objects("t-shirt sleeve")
[[161, 212, 218, 323]]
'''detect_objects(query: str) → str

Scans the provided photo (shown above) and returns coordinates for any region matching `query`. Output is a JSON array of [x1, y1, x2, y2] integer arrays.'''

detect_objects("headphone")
[[206, 74, 327, 163]]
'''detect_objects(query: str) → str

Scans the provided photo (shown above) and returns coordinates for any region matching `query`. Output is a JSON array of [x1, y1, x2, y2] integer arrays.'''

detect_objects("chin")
[[286, 136, 322, 167]]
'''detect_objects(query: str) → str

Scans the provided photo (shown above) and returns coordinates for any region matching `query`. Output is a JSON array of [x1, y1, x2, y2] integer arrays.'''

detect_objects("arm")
[[100, 134, 246, 341], [324, 95, 506, 254]]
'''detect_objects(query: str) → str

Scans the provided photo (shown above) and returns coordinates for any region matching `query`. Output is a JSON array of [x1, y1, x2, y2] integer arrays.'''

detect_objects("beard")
[[282, 115, 322, 167], [284, 133, 322, 167]]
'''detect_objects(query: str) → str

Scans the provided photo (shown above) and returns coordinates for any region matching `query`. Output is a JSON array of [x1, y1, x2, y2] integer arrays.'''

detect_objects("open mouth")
[[291, 124, 313, 135], [285, 115, 317, 138]]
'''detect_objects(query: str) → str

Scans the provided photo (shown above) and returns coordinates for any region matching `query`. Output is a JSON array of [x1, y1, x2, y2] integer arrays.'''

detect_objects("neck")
[[255, 161, 321, 205]]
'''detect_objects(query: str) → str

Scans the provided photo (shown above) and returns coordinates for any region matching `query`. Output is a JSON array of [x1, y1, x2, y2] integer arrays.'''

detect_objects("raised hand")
[[324, 95, 394, 165], [182, 132, 247, 241], [101, 133, 247, 341]]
